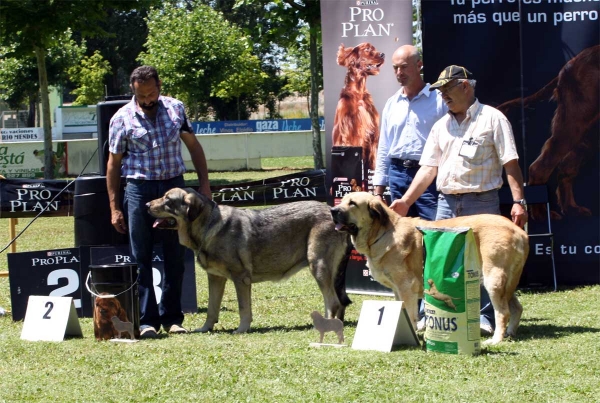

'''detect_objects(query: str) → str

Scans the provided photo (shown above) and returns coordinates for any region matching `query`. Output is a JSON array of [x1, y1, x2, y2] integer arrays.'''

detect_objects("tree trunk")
[[35, 46, 55, 179], [308, 24, 323, 169], [27, 95, 36, 127]]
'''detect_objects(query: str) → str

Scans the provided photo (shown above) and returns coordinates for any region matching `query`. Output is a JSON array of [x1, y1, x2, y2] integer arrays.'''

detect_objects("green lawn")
[[0, 158, 598, 402]]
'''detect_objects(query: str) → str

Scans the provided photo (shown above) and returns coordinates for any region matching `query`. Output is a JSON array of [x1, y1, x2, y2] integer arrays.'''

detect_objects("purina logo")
[[356, 0, 378, 5], [47, 249, 72, 257]]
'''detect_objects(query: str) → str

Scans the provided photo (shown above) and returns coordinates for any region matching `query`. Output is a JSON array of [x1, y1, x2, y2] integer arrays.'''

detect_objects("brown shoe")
[[168, 324, 188, 334]]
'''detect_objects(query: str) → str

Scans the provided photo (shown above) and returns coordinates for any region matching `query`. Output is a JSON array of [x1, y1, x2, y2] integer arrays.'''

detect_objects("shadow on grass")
[[517, 320, 600, 340]]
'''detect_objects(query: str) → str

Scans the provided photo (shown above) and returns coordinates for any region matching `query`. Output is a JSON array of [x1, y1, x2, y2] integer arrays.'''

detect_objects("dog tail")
[[334, 239, 354, 308], [497, 76, 558, 114]]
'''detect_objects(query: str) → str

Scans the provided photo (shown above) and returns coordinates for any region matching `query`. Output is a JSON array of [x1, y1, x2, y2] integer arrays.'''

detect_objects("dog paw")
[[193, 325, 213, 333], [233, 325, 250, 334]]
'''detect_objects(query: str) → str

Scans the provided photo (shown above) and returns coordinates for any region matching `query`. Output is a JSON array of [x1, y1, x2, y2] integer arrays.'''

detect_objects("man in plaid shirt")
[[107, 65, 211, 339], [392, 65, 527, 335]]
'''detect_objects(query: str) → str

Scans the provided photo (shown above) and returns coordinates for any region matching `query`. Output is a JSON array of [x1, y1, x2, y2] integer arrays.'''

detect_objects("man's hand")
[[511, 204, 528, 229], [389, 199, 410, 216], [111, 209, 128, 234]]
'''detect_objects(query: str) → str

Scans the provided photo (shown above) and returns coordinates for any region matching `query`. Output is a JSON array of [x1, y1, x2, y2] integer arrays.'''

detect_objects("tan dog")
[[147, 188, 352, 334], [331, 192, 529, 345], [310, 310, 344, 344], [424, 279, 460, 311]]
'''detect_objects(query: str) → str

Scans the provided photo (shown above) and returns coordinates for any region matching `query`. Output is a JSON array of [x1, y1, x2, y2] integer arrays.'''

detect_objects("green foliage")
[[139, 2, 260, 119], [0, 31, 85, 109], [68, 51, 112, 106]]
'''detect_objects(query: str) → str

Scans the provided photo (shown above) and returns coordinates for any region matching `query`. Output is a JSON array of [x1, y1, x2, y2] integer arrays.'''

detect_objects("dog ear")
[[337, 44, 354, 67], [368, 198, 390, 227], [184, 191, 202, 222]]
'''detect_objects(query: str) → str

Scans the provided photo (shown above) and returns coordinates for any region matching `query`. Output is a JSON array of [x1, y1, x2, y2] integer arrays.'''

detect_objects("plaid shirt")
[[108, 96, 191, 180], [419, 99, 519, 194]]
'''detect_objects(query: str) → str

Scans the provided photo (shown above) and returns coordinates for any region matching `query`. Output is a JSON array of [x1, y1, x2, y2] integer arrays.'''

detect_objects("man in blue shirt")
[[373, 45, 447, 220]]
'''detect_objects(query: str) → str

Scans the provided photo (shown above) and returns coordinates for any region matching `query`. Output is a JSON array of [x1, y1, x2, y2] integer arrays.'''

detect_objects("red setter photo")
[[93, 293, 133, 341], [498, 45, 599, 220], [332, 43, 385, 170]]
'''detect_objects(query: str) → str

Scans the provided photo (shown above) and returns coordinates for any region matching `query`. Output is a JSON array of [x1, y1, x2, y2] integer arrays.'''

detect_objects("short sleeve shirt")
[[108, 96, 192, 180], [419, 100, 519, 194]]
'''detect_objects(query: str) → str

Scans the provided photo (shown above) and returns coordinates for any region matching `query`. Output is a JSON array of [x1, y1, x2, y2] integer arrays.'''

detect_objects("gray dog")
[[147, 188, 352, 333]]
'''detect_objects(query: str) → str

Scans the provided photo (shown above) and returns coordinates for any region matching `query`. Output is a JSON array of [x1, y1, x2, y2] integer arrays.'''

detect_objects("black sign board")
[[8, 245, 197, 321]]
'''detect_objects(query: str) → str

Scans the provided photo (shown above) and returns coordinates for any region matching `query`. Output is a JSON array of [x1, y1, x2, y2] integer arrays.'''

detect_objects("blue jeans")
[[124, 175, 186, 331], [388, 160, 438, 221], [435, 189, 500, 329]]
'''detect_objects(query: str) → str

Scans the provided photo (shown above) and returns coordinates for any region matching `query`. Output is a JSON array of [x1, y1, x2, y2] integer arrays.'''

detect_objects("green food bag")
[[417, 227, 481, 355]]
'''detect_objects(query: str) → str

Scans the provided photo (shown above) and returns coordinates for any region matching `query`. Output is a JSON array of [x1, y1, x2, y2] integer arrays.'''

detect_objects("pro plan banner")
[[421, 1, 599, 285], [0, 178, 74, 218], [0, 170, 327, 218], [321, 0, 413, 197], [321, 0, 412, 295]]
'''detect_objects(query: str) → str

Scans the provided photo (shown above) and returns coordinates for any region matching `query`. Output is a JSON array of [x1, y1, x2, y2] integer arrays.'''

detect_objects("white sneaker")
[[416, 317, 426, 332]]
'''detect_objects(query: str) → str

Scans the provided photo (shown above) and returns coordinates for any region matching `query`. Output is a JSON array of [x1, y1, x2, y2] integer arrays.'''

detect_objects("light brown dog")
[[497, 45, 599, 220], [93, 293, 131, 341], [331, 192, 529, 345], [147, 188, 352, 334], [332, 42, 385, 170]]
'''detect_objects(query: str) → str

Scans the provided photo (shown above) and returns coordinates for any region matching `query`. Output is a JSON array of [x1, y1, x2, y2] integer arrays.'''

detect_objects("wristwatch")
[[513, 199, 526, 206]]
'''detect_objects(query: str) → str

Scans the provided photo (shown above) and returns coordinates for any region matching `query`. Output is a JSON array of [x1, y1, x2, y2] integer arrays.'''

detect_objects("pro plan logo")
[[356, 0, 378, 5]]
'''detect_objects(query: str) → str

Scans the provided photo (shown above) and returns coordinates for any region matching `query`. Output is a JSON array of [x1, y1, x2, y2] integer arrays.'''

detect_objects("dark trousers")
[[124, 175, 186, 330]]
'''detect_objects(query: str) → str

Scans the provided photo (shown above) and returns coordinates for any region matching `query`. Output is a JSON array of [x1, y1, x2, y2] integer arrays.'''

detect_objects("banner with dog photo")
[[321, 0, 413, 295], [421, 0, 599, 286]]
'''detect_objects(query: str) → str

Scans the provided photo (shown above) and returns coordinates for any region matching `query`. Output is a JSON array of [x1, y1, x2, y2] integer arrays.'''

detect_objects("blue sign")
[[192, 118, 325, 134]]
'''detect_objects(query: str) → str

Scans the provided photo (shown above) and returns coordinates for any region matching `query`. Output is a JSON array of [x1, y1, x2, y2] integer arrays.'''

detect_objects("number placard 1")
[[21, 296, 83, 342], [352, 300, 420, 352]]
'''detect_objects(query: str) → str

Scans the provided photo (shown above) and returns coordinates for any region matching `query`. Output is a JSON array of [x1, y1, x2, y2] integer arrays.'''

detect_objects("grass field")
[[1, 157, 598, 402]]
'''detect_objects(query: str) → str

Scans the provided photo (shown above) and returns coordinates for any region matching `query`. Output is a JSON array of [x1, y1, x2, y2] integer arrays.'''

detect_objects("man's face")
[[391, 51, 422, 87], [439, 79, 469, 114], [132, 79, 160, 113]]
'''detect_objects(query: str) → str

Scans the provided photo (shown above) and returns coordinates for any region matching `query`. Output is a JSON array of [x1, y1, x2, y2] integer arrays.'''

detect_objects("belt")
[[391, 158, 420, 168]]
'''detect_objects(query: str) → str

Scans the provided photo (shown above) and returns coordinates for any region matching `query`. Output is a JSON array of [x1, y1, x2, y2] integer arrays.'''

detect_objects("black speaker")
[[96, 99, 130, 176]]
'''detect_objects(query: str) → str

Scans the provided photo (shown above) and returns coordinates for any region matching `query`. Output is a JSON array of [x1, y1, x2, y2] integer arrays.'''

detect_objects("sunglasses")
[[439, 81, 463, 95]]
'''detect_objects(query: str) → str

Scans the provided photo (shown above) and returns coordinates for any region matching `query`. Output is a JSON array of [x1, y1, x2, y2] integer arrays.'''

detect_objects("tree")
[[0, 0, 153, 178], [68, 51, 112, 106], [236, 0, 324, 169], [139, 2, 264, 120], [0, 30, 85, 124]]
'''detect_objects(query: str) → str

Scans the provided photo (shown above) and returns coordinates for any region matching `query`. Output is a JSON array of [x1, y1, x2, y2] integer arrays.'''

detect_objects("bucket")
[[87, 263, 140, 341], [417, 227, 481, 355], [74, 175, 128, 247]]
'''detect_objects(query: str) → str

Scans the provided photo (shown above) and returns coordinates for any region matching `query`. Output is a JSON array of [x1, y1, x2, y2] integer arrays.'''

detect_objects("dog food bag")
[[417, 227, 481, 355], [331, 146, 364, 205]]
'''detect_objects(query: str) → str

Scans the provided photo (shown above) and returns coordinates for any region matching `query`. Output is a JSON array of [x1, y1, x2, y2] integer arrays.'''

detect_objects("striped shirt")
[[373, 84, 448, 186], [108, 96, 192, 180], [419, 99, 519, 194]]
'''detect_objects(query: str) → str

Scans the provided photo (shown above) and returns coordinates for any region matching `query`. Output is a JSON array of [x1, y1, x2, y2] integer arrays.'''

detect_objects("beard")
[[140, 101, 158, 112]]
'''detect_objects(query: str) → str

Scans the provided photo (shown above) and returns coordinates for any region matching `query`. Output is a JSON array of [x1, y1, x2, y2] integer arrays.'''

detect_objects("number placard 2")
[[21, 296, 83, 342], [352, 300, 420, 352]]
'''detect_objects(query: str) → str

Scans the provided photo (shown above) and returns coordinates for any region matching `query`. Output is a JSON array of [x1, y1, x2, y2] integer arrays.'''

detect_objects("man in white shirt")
[[392, 65, 528, 334]]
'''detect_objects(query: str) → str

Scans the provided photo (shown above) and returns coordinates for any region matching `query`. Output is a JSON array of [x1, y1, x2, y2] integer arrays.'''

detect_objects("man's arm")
[[181, 131, 211, 199], [107, 152, 127, 234], [504, 159, 528, 228], [389, 165, 438, 216]]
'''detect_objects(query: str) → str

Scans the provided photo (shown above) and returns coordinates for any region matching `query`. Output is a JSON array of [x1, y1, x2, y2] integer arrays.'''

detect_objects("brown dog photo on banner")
[[332, 42, 385, 170]]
